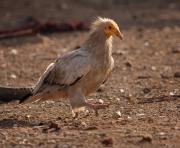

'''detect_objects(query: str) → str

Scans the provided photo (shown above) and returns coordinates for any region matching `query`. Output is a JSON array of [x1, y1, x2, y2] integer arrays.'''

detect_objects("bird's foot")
[[85, 103, 110, 116], [72, 111, 78, 119]]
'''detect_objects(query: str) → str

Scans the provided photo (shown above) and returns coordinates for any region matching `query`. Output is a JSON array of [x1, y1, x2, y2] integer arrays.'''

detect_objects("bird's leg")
[[68, 88, 109, 117], [68, 88, 87, 118], [85, 102, 110, 116]]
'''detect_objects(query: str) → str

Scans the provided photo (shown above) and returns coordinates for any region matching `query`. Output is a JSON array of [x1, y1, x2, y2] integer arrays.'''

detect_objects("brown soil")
[[0, 0, 180, 148]]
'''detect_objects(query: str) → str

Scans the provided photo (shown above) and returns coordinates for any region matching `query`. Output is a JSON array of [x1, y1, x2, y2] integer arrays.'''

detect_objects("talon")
[[72, 111, 78, 118], [85, 102, 110, 116]]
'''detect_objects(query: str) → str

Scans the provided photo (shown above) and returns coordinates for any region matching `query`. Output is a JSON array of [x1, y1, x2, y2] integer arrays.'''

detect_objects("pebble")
[[113, 49, 126, 55], [115, 98, 120, 101], [10, 74, 17, 79], [10, 49, 18, 55], [159, 132, 166, 136], [101, 137, 113, 146], [144, 42, 150, 47], [84, 109, 90, 116], [143, 88, 151, 94], [81, 122, 87, 127], [139, 135, 152, 143], [98, 99, 104, 104], [151, 66, 156, 71], [174, 72, 180, 78], [169, 91, 175, 96], [171, 47, 179, 53], [112, 111, 121, 119], [26, 115, 31, 118], [125, 61, 132, 67], [44, 101, 55, 104], [136, 113, 145, 116], [120, 89, 125, 93]]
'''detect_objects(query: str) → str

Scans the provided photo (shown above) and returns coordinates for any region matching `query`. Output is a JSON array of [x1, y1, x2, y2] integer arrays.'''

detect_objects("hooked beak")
[[115, 30, 123, 40]]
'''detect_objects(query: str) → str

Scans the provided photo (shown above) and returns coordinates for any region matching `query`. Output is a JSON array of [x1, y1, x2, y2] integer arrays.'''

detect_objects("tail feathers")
[[0, 86, 33, 104], [19, 93, 33, 103]]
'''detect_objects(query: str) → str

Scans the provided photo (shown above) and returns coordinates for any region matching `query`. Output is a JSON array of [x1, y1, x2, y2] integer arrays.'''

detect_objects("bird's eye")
[[108, 26, 112, 30]]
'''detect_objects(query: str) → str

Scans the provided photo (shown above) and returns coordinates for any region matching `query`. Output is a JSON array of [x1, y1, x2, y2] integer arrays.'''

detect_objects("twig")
[[138, 95, 180, 104]]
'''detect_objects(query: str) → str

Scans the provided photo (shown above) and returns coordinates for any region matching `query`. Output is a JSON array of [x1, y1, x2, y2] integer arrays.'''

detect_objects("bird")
[[0, 17, 123, 117]]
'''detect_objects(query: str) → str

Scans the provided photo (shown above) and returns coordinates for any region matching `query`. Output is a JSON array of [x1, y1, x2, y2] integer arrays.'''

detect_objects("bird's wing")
[[34, 50, 91, 93]]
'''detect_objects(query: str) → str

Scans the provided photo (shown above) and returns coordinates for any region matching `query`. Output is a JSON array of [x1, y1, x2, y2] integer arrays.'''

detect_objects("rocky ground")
[[0, 0, 180, 147]]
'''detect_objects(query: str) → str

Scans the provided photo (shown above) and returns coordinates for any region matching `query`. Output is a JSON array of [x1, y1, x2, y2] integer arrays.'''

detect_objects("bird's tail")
[[0, 86, 33, 104]]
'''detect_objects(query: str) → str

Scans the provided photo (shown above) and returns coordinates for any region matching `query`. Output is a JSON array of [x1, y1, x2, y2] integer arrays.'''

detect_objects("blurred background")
[[0, 0, 179, 29]]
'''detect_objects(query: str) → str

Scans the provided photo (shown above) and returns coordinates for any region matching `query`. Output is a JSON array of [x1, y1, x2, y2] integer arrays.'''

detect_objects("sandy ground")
[[0, 0, 180, 147]]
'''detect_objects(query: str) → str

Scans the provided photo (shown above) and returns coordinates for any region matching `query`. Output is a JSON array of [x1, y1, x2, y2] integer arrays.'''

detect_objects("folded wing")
[[33, 50, 91, 94]]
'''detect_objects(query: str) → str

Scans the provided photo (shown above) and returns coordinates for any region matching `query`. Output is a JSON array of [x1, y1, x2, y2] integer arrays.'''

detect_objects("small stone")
[[169, 91, 175, 96], [98, 99, 104, 104], [125, 61, 132, 67], [171, 47, 179, 53], [26, 115, 31, 118], [10, 49, 18, 55], [45, 101, 55, 104], [139, 135, 152, 143], [10, 74, 17, 79], [113, 111, 121, 119], [151, 66, 156, 71], [98, 133, 106, 137], [84, 126, 98, 130], [174, 72, 180, 78], [120, 89, 125, 93], [116, 98, 120, 101], [143, 88, 151, 94], [129, 94, 132, 97], [174, 126, 180, 130], [47, 139, 56, 144], [114, 49, 125, 55], [84, 109, 90, 116], [19, 139, 28, 144], [136, 113, 145, 116], [159, 132, 166, 136], [144, 42, 150, 47], [81, 122, 87, 127], [101, 137, 113, 146]]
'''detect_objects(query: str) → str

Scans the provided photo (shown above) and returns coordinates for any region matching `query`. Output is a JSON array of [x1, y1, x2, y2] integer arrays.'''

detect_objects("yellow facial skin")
[[104, 23, 123, 40]]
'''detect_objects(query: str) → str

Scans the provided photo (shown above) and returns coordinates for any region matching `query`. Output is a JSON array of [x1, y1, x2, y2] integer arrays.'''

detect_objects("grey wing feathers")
[[33, 50, 91, 94]]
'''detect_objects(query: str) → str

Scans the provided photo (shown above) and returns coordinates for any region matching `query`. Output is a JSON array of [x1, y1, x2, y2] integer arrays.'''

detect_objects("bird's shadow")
[[0, 118, 60, 131], [0, 118, 42, 128]]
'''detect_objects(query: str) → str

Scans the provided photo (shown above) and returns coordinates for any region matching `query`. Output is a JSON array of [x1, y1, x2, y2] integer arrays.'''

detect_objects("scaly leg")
[[68, 87, 109, 117]]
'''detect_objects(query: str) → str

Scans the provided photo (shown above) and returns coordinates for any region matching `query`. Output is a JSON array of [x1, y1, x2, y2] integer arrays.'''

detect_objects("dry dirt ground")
[[0, 0, 180, 148]]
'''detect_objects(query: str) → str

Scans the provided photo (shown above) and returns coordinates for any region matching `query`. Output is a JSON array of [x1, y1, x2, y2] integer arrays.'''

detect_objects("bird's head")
[[91, 17, 123, 40]]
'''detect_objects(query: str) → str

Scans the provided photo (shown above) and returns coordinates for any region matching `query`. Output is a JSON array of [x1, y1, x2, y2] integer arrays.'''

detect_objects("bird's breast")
[[82, 56, 114, 95]]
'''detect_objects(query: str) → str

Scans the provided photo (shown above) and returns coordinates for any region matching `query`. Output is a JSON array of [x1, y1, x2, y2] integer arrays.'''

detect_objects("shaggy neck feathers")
[[83, 29, 112, 57]]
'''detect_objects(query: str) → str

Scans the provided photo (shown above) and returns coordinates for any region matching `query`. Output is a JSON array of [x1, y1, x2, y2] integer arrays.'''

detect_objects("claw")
[[72, 111, 78, 118], [85, 102, 110, 116]]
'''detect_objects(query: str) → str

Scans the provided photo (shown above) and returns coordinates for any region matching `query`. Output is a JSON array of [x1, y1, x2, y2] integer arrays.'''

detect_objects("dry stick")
[[138, 94, 180, 104], [0, 17, 88, 39]]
